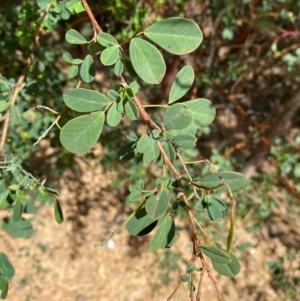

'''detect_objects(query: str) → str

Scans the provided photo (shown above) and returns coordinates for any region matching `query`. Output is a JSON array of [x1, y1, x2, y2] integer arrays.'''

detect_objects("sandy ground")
[[1, 148, 300, 301]]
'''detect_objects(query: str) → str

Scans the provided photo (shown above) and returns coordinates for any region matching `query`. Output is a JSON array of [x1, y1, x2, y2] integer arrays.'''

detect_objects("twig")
[[167, 282, 183, 301], [81, 2, 226, 300], [33, 115, 61, 146], [196, 265, 205, 301]]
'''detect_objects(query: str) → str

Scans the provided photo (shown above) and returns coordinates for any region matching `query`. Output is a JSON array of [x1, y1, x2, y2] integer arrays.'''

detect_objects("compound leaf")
[[194, 171, 247, 191], [63, 88, 111, 112], [212, 252, 240, 277], [60, 111, 104, 154], [130, 38, 166, 84], [144, 18, 203, 55]]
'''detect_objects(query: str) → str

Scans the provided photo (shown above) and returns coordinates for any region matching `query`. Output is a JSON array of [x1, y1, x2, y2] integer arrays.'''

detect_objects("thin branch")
[[81, 2, 227, 300], [167, 282, 183, 301], [33, 115, 61, 146], [196, 265, 205, 301]]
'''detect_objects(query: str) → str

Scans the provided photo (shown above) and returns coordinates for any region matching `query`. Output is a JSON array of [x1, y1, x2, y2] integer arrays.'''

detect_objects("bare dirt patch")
[[1, 148, 299, 301]]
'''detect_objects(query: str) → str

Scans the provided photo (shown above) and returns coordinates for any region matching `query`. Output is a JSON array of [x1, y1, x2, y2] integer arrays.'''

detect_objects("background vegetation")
[[0, 0, 299, 300]]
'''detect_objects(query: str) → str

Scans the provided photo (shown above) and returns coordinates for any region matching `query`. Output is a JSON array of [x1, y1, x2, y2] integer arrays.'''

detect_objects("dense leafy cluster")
[[1, 0, 299, 300]]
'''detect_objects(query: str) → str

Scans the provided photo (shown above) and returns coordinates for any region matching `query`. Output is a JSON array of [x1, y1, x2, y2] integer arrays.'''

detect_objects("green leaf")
[[65, 29, 87, 44], [72, 58, 83, 65], [212, 252, 240, 277], [173, 133, 197, 149], [13, 198, 23, 222], [127, 207, 158, 236], [116, 98, 125, 113], [60, 111, 104, 154], [128, 81, 140, 94], [107, 90, 120, 100], [206, 204, 222, 221], [169, 65, 194, 104], [80, 54, 95, 83], [0, 252, 15, 279], [193, 196, 206, 210], [22, 109, 36, 123], [163, 104, 193, 130], [210, 197, 226, 211], [0, 101, 9, 112], [194, 171, 247, 191], [62, 52, 73, 63], [68, 65, 78, 78], [185, 98, 216, 127], [163, 141, 176, 163], [100, 45, 120, 66], [186, 264, 196, 274], [137, 134, 150, 153], [200, 245, 232, 264], [54, 199, 64, 224], [127, 133, 138, 142], [171, 121, 198, 136], [97, 33, 118, 47], [106, 102, 122, 127], [114, 58, 124, 76], [63, 88, 111, 112], [128, 185, 142, 202], [147, 216, 175, 252], [0, 276, 9, 299], [118, 142, 137, 161], [37, 187, 49, 203], [180, 274, 190, 282], [129, 38, 166, 84], [145, 191, 168, 220], [125, 99, 139, 120], [0, 190, 10, 209], [2, 217, 34, 238], [144, 18, 203, 55]]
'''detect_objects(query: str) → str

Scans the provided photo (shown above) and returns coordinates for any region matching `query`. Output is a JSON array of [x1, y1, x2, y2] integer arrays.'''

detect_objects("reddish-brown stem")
[[81, 2, 226, 300], [196, 264, 205, 301], [0, 12, 47, 152], [81, 0, 102, 33]]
